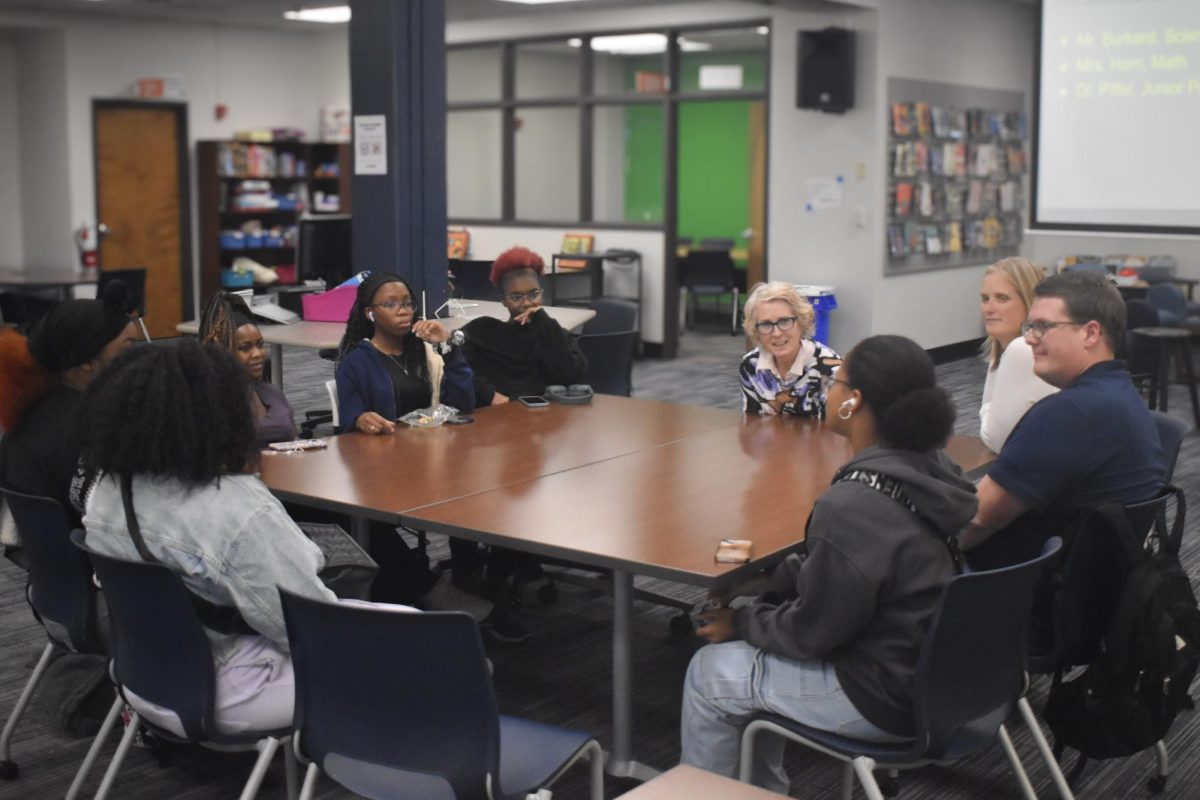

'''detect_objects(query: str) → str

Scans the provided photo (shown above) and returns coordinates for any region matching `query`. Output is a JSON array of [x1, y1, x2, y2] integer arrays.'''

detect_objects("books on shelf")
[[558, 232, 594, 270], [447, 229, 470, 260]]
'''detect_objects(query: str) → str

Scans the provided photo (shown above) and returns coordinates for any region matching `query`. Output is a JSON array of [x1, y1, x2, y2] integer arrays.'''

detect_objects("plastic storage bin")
[[793, 284, 837, 345]]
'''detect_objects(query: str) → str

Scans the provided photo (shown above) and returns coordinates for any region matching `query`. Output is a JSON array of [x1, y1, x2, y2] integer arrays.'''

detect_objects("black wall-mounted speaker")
[[797, 27, 855, 113]]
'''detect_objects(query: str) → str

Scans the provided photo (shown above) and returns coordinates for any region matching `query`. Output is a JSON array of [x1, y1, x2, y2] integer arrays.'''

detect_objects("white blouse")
[[979, 337, 1059, 453]]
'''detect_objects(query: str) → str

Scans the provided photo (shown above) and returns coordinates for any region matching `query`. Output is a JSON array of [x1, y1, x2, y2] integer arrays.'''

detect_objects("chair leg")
[[283, 736, 300, 800], [738, 720, 763, 781], [238, 736, 281, 800], [997, 723, 1038, 800], [840, 761, 854, 800], [0, 640, 54, 773], [298, 763, 320, 800], [66, 695, 124, 800], [851, 756, 887, 800], [1018, 696, 1076, 799], [93, 709, 141, 800]]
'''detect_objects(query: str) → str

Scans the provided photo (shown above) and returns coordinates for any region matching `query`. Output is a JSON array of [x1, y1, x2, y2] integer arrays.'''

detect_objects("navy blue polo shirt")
[[989, 360, 1165, 528]]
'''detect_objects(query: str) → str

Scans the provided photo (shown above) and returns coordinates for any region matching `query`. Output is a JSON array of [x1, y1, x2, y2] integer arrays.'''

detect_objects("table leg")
[[351, 516, 369, 549], [1177, 340, 1200, 427], [271, 343, 284, 390], [607, 570, 661, 783]]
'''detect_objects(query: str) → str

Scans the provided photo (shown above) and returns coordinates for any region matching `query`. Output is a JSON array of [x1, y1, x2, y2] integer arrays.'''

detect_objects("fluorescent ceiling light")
[[283, 5, 350, 23], [495, 0, 592, 4], [568, 33, 711, 55], [756, 26, 770, 35]]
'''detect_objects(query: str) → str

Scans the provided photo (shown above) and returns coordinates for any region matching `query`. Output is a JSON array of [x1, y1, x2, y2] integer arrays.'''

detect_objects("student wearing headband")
[[0, 283, 141, 555], [198, 292, 297, 446]]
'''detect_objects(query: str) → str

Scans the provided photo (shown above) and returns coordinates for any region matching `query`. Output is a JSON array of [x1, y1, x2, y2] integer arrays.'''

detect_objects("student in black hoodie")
[[462, 246, 587, 406], [680, 335, 978, 792]]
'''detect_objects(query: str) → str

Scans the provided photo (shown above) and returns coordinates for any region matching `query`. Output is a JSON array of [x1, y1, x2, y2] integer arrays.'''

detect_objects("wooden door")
[[94, 102, 191, 338]]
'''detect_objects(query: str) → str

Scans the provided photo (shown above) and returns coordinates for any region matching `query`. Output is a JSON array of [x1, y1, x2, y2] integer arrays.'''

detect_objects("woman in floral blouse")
[[739, 282, 842, 417]]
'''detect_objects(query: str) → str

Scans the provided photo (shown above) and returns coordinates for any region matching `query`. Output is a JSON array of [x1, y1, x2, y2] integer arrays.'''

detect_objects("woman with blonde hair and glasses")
[[978, 257, 1057, 452], [738, 282, 842, 417]]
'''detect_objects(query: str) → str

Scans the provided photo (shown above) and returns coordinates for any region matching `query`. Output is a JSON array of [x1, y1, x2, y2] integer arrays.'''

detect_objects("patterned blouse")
[[739, 340, 843, 418]]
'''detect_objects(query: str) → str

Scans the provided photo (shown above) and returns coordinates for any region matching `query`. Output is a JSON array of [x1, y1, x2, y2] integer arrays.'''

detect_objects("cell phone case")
[[715, 539, 753, 563]]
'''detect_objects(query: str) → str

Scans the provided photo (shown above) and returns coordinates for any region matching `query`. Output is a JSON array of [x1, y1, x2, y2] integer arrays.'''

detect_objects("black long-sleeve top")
[[462, 310, 588, 405]]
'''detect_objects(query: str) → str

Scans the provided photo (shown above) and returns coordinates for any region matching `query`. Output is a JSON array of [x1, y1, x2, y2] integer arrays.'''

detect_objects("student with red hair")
[[462, 246, 587, 405]]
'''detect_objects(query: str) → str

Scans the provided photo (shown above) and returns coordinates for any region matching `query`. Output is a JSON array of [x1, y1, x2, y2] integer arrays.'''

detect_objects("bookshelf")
[[884, 79, 1027, 276], [196, 140, 352, 301]]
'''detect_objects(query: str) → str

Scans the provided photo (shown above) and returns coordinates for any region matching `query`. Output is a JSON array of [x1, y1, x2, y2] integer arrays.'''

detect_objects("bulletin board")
[[885, 78, 1028, 276]]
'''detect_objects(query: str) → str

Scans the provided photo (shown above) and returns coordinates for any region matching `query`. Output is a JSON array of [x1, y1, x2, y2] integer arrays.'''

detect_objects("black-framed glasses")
[[754, 316, 798, 335], [371, 300, 416, 312], [1020, 319, 1082, 340], [504, 288, 544, 305]]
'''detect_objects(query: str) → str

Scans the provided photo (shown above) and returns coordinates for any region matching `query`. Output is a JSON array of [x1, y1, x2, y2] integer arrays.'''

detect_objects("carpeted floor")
[[2, 327, 1198, 799]]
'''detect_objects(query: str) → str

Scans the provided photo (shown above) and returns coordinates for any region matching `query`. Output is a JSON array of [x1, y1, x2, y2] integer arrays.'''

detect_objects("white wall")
[[0, 9, 349, 304], [872, 0, 1037, 349], [16, 28, 71, 272], [0, 34, 22, 266]]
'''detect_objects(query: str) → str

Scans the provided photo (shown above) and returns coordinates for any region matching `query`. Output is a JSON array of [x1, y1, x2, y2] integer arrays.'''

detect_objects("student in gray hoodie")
[[681, 335, 979, 792]]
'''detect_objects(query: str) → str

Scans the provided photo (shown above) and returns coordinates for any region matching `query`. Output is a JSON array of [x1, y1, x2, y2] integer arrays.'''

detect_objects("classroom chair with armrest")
[[279, 591, 603, 800], [301, 376, 340, 437], [1150, 410, 1188, 484], [1124, 299, 1159, 396], [1145, 283, 1200, 327], [0, 490, 108, 783], [739, 538, 1073, 800], [69, 530, 297, 800]]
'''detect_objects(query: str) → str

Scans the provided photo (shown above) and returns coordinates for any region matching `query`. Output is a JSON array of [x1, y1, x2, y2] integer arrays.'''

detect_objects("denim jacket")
[[82, 472, 336, 665]]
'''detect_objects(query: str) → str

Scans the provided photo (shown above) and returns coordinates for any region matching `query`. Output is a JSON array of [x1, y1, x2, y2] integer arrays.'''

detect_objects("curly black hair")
[[335, 272, 425, 374], [80, 339, 258, 484], [843, 334, 956, 452]]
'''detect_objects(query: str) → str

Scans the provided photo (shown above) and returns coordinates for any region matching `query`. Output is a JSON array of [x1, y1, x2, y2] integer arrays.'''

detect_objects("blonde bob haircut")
[[742, 282, 815, 345], [982, 257, 1046, 369]]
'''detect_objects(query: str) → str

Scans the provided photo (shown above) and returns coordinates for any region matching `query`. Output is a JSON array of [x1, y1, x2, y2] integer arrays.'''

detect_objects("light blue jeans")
[[680, 640, 909, 793]]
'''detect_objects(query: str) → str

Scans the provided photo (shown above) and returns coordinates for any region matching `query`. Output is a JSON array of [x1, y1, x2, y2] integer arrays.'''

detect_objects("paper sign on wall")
[[805, 177, 844, 211], [354, 115, 387, 175], [698, 65, 743, 91]]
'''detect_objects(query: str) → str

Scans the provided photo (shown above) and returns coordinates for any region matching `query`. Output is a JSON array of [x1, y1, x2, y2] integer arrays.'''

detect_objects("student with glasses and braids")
[[334, 273, 527, 642], [738, 282, 842, 417], [198, 291, 297, 446], [460, 246, 587, 407], [336, 272, 474, 435]]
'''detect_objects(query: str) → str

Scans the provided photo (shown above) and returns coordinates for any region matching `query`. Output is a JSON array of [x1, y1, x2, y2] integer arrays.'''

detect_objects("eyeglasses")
[[371, 300, 416, 312], [504, 288, 544, 305], [754, 316, 798, 335], [1020, 319, 1082, 340]]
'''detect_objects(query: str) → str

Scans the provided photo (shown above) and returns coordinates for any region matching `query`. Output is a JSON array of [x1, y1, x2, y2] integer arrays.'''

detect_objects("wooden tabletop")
[[260, 396, 741, 521], [616, 766, 789, 800]]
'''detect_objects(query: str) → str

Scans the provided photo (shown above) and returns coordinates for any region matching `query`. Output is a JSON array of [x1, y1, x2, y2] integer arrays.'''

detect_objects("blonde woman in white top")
[[979, 257, 1058, 452]]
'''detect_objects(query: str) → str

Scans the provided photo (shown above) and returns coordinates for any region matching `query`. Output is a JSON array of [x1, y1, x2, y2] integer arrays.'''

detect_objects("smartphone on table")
[[519, 395, 550, 408]]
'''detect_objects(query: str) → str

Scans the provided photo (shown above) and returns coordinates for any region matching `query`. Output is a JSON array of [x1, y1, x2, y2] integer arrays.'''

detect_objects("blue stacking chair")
[[279, 591, 604, 800], [0, 490, 110, 785], [1150, 410, 1188, 484], [738, 538, 1072, 800], [69, 530, 297, 800]]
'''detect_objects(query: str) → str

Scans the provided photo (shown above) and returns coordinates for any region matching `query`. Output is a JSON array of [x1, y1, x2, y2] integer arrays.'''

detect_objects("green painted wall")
[[620, 50, 764, 249]]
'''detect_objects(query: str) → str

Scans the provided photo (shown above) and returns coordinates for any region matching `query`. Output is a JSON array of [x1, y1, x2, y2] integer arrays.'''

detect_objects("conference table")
[[260, 397, 995, 779], [177, 300, 595, 390]]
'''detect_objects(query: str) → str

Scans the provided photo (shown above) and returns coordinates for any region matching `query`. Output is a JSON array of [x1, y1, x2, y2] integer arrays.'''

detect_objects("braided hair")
[[336, 273, 425, 375], [198, 291, 257, 351]]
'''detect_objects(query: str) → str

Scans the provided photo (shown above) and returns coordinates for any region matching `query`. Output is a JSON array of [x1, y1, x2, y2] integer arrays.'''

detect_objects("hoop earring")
[[837, 400, 854, 421]]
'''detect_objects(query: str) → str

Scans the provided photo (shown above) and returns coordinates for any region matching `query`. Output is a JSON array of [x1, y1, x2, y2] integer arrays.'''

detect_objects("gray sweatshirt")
[[733, 445, 979, 736]]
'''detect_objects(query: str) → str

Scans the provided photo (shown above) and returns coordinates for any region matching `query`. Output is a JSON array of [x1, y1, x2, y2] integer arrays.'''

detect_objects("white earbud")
[[367, 311, 375, 322], [837, 396, 857, 421], [845, 397, 858, 409]]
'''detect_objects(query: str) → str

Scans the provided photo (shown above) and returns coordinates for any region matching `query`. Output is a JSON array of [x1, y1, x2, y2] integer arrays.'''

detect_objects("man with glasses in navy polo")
[[960, 270, 1165, 569]]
